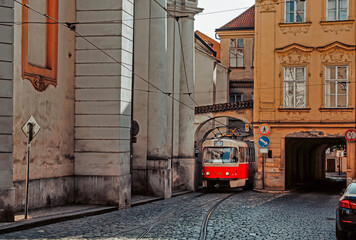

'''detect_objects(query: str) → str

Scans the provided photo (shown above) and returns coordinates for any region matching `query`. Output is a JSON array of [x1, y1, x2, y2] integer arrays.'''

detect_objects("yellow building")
[[216, 5, 255, 103], [254, 0, 356, 190]]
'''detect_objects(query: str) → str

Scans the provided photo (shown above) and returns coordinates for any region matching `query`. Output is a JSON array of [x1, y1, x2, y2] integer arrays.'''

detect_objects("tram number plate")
[[214, 141, 223, 146]]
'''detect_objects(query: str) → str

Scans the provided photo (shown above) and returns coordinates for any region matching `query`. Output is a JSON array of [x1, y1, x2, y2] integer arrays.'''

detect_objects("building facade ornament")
[[286, 130, 343, 138], [276, 44, 314, 65], [256, 0, 278, 12], [320, 21, 354, 35], [279, 23, 311, 36], [317, 41, 356, 64], [23, 74, 56, 92]]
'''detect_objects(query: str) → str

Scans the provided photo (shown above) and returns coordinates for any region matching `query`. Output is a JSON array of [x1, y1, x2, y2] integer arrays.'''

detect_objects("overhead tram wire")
[[4, 1, 286, 26], [13, 0, 194, 110], [13, 0, 231, 129], [152, 0, 231, 129], [13, 1, 353, 98]]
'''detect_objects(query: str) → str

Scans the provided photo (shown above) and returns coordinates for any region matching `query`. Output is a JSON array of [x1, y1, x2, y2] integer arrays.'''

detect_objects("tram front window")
[[203, 147, 237, 163]]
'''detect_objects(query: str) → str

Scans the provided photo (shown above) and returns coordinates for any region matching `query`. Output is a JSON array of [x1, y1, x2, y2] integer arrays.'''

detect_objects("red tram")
[[201, 138, 255, 188]]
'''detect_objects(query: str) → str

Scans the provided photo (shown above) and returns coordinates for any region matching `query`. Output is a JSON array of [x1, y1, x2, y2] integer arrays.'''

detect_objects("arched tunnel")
[[285, 137, 346, 189]]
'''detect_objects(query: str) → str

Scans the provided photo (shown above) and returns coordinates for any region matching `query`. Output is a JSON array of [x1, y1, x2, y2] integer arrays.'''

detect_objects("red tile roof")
[[195, 30, 221, 60], [217, 5, 255, 31]]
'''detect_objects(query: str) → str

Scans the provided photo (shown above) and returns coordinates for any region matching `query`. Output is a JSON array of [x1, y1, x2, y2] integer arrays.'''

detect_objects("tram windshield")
[[203, 147, 237, 163]]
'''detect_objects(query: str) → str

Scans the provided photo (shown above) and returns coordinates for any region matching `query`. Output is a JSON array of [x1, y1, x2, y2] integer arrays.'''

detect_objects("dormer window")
[[285, 0, 306, 23], [326, 0, 348, 21]]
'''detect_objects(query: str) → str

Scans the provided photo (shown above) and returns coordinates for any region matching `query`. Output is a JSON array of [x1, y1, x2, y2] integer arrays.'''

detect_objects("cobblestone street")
[[0, 183, 342, 240]]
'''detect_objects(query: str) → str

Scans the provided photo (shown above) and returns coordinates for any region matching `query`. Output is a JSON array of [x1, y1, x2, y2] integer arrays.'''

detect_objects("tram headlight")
[[225, 172, 229, 176], [206, 172, 210, 176]]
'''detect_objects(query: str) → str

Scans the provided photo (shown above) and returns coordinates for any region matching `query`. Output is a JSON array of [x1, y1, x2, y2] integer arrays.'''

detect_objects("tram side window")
[[239, 147, 245, 163]]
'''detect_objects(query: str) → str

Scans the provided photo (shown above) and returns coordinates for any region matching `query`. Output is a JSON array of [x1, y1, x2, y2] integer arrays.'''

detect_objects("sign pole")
[[262, 153, 265, 189], [24, 123, 33, 220]]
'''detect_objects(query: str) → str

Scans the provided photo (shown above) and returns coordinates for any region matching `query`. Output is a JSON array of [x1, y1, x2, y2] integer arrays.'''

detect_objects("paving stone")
[[0, 191, 340, 239]]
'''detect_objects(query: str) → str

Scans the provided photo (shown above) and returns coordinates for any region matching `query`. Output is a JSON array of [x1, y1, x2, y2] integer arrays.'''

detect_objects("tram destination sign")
[[345, 129, 356, 142]]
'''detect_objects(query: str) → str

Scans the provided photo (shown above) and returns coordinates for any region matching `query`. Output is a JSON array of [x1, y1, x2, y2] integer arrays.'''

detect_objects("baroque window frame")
[[22, 0, 58, 92]]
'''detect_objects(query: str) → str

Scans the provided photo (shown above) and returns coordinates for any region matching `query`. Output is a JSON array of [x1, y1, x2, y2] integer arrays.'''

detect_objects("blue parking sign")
[[258, 136, 270, 148]]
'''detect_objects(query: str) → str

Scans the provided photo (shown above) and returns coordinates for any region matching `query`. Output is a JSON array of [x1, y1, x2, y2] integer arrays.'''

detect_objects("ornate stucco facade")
[[254, 0, 356, 190]]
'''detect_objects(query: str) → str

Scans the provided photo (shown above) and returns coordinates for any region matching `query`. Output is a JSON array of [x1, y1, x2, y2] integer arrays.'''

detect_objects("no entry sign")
[[345, 129, 356, 142]]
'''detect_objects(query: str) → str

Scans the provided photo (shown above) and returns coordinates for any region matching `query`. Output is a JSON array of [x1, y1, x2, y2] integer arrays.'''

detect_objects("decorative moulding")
[[317, 41, 356, 64], [279, 22, 311, 36], [256, 0, 278, 12], [276, 43, 314, 65], [320, 20, 354, 34]]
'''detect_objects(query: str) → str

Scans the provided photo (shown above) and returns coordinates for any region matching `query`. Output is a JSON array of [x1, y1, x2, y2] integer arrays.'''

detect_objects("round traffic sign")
[[345, 129, 356, 142], [259, 124, 271, 135], [258, 136, 270, 148]]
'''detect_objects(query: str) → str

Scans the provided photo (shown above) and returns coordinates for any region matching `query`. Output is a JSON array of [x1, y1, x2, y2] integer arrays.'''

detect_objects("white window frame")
[[324, 66, 349, 108], [284, 0, 306, 23], [229, 93, 243, 103], [283, 67, 306, 108], [326, 0, 348, 21]]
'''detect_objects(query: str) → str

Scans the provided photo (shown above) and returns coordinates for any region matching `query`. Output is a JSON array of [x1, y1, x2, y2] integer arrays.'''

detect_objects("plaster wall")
[[0, 0, 15, 222], [195, 50, 215, 106], [12, 0, 75, 209], [253, 126, 349, 190], [74, 0, 133, 207], [220, 35, 254, 81], [253, 0, 356, 190]]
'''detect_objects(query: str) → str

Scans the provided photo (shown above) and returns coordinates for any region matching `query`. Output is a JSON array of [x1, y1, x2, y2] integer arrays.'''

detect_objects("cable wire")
[[13, 0, 234, 132]]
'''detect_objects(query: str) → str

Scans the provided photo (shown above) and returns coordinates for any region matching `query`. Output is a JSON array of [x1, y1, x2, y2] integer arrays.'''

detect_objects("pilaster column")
[[0, 0, 15, 222], [178, 16, 196, 191], [146, 0, 172, 198], [147, 0, 169, 159]]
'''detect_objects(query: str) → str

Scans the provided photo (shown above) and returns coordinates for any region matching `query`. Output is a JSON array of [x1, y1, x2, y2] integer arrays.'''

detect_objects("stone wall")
[[0, 0, 15, 222], [12, 0, 75, 210], [74, 0, 133, 207]]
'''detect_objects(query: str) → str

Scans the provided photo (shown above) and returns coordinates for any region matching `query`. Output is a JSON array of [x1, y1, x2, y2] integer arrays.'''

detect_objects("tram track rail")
[[199, 193, 236, 240], [135, 192, 238, 240]]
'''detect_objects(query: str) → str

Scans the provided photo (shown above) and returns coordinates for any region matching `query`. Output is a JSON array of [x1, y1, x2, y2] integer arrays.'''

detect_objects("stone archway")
[[284, 130, 346, 188]]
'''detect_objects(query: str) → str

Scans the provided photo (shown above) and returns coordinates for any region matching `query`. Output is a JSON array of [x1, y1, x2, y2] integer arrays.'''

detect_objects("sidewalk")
[[0, 190, 190, 234]]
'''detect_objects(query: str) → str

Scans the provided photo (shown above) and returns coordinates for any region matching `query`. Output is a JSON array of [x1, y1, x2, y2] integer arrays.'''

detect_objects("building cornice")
[[167, 0, 203, 18], [216, 29, 254, 38]]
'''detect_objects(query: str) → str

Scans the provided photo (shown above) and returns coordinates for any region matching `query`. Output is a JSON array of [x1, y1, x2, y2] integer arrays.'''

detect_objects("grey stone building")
[[0, 0, 201, 222]]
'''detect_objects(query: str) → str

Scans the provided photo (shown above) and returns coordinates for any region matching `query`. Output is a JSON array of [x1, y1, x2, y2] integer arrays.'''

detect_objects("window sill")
[[319, 107, 354, 112], [230, 67, 245, 69], [278, 107, 311, 112], [279, 22, 312, 27], [320, 20, 354, 25]]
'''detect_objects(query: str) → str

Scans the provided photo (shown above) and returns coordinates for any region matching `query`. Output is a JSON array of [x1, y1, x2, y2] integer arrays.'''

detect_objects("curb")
[[0, 191, 193, 234], [253, 188, 298, 194], [0, 206, 117, 234]]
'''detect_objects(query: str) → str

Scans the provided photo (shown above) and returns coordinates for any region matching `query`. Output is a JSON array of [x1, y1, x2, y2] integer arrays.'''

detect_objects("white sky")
[[195, 0, 255, 41]]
